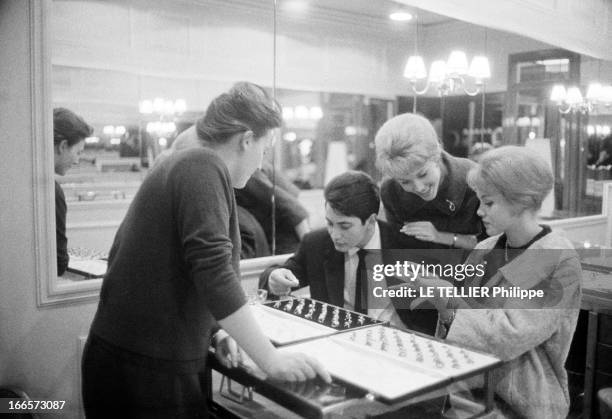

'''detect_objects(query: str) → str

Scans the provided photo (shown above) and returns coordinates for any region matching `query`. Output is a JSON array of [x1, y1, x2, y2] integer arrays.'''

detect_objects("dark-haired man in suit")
[[260, 171, 438, 335]]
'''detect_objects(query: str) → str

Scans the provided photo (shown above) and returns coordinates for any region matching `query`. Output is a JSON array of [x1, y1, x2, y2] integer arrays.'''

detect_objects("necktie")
[[354, 249, 368, 314]]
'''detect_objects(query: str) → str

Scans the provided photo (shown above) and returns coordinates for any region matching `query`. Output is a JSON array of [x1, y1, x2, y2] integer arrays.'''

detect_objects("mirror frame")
[[33, 0, 106, 306], [36, 0, 612, 306]]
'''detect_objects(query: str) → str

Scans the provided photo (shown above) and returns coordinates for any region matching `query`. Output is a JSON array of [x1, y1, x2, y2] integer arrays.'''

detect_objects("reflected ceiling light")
[[139, 100, 153, 114], [102, 125, 125, 136], [282, 107, 294, 120], [153, 98, 165, 114], [174, 99, 186, 114], [550, 82, 612, 114], [298, 138, 313, 156], [404, 51, 490, 96], [283, 132, 297, 142], [139, 98, 186, 116], [294, 106, 309, 119], [283, 105, 322, 120], [283, 0, 308, 14], [587, 124, 612, 136], [309, 106, 323, 119], [516, 116, 532, 128], [344, 126, 357, 136], [146, 121, 176, 136], [389, 12, 413, 21]]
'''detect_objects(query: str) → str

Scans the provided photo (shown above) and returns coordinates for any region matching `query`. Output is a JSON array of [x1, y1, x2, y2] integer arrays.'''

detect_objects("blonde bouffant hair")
[[467, 145, 553, 212], [375, 113, 442, 179]]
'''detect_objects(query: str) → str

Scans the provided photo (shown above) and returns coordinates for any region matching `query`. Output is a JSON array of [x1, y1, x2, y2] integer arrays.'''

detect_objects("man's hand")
[[268, 268, 300, 296], [213, 330, 242, 368], [262, 351, 331, 383]]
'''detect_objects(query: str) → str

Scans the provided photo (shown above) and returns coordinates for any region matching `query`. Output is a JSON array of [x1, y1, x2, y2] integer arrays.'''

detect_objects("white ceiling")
[[303, 0, 452, 26]]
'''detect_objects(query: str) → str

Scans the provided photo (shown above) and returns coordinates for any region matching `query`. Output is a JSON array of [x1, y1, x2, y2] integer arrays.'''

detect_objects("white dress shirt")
[[343, 223, 404, 329]]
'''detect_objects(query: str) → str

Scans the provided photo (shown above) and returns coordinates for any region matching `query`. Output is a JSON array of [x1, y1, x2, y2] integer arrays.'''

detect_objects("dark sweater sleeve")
[[171, 157, 247, 320], [55, 181, 69, 276]]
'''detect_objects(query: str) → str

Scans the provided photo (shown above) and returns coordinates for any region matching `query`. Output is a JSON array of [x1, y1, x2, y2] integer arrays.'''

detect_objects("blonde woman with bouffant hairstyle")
[[413, 146, 581, 418], [375, 113, 485, 251]]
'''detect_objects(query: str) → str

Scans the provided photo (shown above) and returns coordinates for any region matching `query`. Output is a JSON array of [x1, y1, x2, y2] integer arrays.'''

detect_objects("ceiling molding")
[[184, 0, 420, 40], [393, 0, 612, 60]]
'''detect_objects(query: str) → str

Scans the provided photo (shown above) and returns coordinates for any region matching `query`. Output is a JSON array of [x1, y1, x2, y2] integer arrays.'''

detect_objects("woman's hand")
[[213, 330, 242, 368], [401, 221, 440, 243], [268, 268, 300, 296], [262, 351, 332, 383], [408, 276, 452, 312]]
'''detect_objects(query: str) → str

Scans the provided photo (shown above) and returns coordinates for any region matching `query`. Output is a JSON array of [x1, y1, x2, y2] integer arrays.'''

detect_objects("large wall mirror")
[[45, 0, 612, 302]]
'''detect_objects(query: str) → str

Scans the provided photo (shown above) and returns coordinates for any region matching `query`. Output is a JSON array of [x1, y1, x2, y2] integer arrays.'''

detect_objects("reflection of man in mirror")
[[157, 124, 310, 257], [235, 159, 310, 256], [53, 108, 93, 275], [595, 135, 612, 167]]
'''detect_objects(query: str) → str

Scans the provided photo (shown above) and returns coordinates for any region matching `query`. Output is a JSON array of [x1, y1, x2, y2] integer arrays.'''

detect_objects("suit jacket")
[[260, 220, 439, 335]]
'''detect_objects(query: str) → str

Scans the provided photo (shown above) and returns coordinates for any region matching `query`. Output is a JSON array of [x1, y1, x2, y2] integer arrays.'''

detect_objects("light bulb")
[[428, 60, 447, 84], [565, 87, 583, 105], [586, 83, 603, 101], [403, 56, 427, 80], [446, 51, 468, 75], [468, 56, 491, 81], [550, 85, 567, 103]]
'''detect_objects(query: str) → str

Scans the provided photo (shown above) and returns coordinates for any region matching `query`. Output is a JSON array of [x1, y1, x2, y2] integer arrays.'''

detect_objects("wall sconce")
[[145, 121, 177, 136], [102, 125, 126, 136], [550, 83, 612, 114], [586, 124, 611, 137], [139, 98, 186, 137], [282, 106, 323, 120], [404, 51, 491, 96], [139, 98, 186, 116]]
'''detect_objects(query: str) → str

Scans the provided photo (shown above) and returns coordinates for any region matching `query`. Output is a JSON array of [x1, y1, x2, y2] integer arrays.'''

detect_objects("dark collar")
[[429, 151, 473, 215]]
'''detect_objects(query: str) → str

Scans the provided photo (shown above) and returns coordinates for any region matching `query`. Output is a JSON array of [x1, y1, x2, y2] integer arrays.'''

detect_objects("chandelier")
[[139, 98, 186, 116], [404, 51, 491, 96], [138, 98, 187, 136], [550, 83, 612, 114]]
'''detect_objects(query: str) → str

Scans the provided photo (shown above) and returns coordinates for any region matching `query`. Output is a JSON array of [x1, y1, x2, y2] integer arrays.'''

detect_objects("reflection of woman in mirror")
[[53, 107, 93, 275], [118, 126, 141, 158], [412, 146, 581, 418], [82, 83, 329, 418], [375, 113, 484, 251]]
